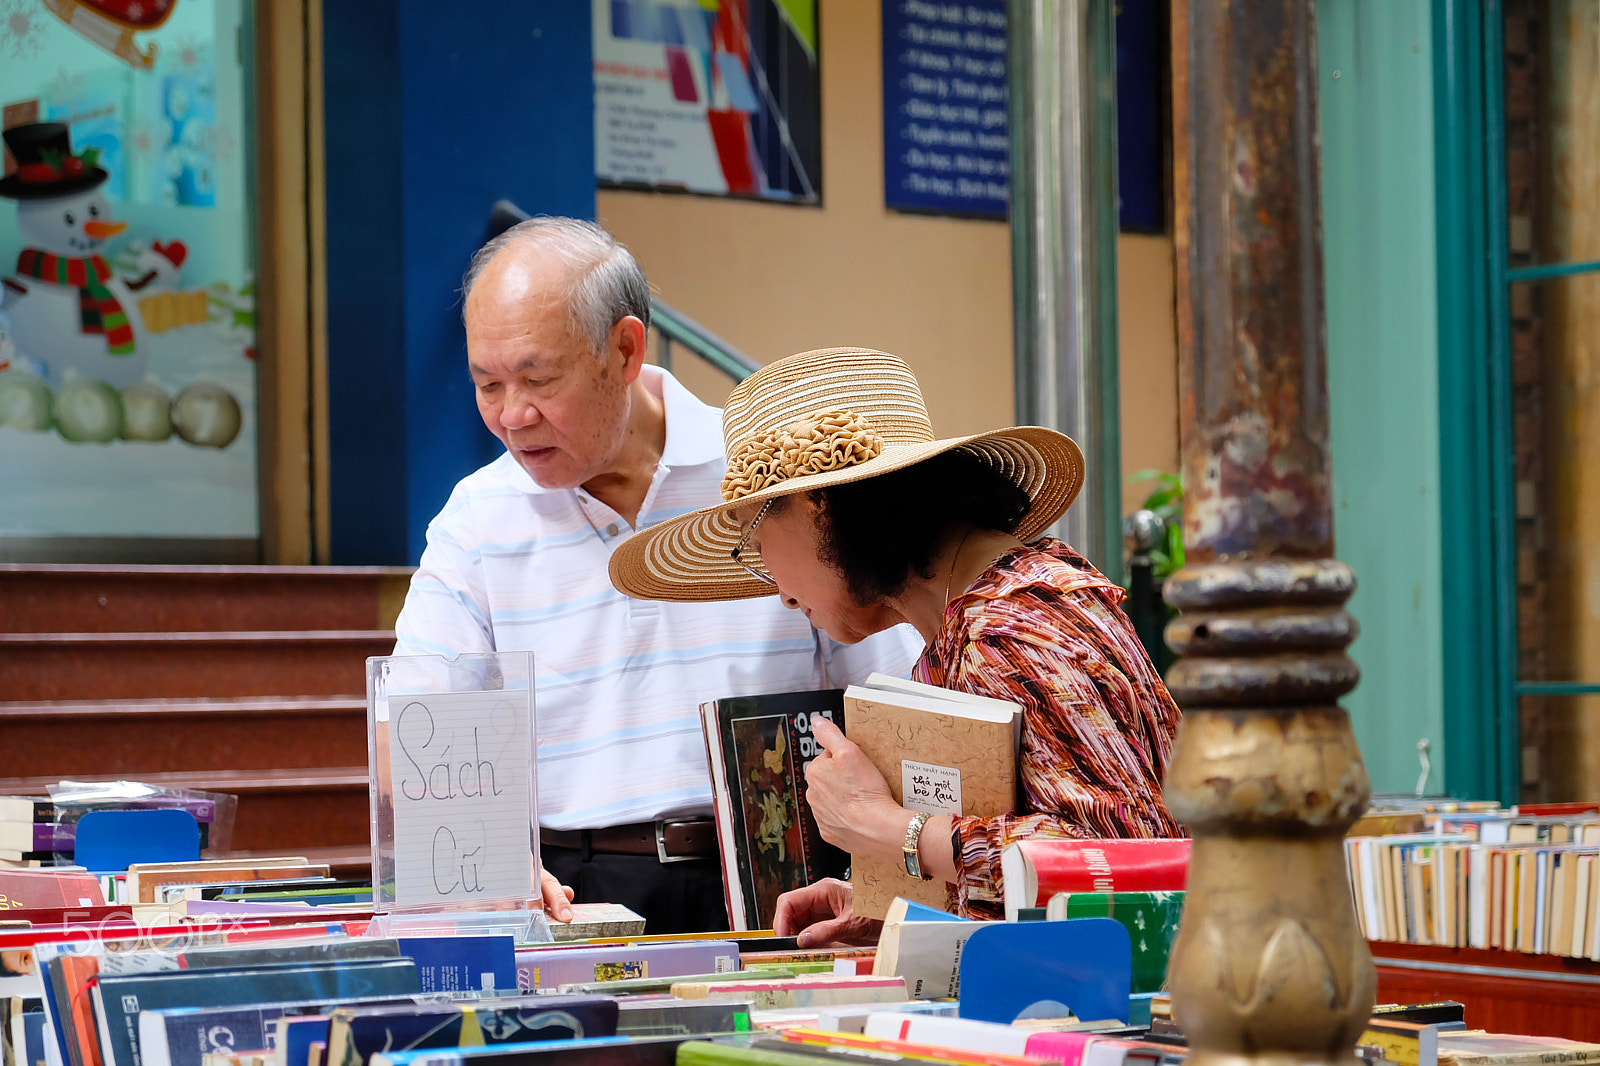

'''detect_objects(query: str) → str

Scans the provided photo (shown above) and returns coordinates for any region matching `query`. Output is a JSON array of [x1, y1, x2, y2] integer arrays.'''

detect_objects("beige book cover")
[[126, 858, 322, 903], [842, 673, 1021, 921]]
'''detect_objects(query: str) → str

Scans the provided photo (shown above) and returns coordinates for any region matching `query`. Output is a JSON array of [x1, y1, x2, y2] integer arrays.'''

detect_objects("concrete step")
[[0, 564, 413, 634], [1, 696, 367, 775], [0, 630, 394, 701]]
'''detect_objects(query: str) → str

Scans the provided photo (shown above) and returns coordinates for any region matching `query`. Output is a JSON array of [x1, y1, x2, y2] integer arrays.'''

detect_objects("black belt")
[[540, 818, 717, 863]]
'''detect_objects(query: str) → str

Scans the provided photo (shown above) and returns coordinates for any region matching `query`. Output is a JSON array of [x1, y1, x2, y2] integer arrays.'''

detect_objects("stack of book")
[[0, 788, 222, 871], [1344, 804, 1600, 956], [4, 854, 1596, 1066]]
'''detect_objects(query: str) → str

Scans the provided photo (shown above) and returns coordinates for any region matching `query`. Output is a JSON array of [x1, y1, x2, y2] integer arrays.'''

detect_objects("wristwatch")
[[902, 812, 933, 880]]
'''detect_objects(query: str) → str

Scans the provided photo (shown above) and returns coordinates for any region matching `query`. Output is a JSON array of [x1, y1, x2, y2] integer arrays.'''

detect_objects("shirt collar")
[[651, 364, 727, 468], [494, 364, 727, 494]]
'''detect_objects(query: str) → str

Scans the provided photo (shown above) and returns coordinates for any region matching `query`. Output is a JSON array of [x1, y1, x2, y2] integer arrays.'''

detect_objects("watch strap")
[[901, 811, 932, 880]]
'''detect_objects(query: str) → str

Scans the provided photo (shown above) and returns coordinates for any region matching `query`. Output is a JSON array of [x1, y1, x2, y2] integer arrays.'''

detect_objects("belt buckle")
[[655, 819, 696, 864]]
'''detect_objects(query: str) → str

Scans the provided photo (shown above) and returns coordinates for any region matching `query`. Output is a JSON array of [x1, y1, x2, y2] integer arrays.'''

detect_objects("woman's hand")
[[805, 717, 913, 861], [532, 859, 575, 922], [773, 878, 884, 948]]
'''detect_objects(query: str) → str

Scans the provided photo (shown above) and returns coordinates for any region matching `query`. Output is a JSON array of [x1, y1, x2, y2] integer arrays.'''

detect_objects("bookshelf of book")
[[1370, 940, 1600, 1042]]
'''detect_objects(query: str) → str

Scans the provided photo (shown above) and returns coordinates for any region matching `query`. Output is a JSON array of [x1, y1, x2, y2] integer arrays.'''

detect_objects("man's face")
[[465, 249, 633, 489]]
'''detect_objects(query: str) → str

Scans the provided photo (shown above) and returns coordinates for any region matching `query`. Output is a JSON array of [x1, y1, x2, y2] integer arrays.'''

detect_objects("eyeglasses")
[[730, 499, 777, 585]]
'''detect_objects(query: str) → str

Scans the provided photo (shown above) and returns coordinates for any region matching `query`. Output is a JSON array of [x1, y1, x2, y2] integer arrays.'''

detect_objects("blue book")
[[396, 937, 515, 997], [22, 1009, 47, 1066], [140, 994, 424, 1066], [887, 897, 966, 923], [367, 1035, 684, 1066], [277, 1015, 334, 1066], [325, 997, 619, 1066], [94, 959, 420, 1066]]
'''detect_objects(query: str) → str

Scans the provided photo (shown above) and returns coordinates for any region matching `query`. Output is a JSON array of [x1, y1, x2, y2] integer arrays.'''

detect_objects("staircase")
[[0, 564, 413, 875]]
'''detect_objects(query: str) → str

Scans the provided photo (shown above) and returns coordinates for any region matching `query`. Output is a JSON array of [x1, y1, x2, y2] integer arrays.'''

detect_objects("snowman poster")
[[0, 0, 258, 554]]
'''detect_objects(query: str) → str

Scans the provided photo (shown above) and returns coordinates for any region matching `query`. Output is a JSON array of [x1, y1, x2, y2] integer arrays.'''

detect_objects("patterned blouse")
[[911, 537, 1183, 919]]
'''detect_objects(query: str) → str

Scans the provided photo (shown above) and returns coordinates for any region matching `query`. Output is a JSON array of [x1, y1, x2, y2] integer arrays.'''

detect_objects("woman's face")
[[739, 494, 900, 645]]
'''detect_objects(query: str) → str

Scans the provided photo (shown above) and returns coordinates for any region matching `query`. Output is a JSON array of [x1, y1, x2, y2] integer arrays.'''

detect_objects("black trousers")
[[542, 843, 730, 935]]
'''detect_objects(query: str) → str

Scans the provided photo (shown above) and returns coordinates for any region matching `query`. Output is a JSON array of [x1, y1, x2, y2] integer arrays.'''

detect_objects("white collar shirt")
[[393, 366, 925, 830]]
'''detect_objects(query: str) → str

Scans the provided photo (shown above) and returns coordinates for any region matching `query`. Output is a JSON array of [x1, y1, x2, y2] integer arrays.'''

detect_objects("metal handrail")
[[650, 299, 760, 383], [484, 200, 759, 385]]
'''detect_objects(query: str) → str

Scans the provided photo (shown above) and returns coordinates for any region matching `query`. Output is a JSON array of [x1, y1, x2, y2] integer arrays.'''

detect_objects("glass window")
[[1501, 0, 1600, 803], [1503, 0, 1600, 269], [0, 0, 258, 556]]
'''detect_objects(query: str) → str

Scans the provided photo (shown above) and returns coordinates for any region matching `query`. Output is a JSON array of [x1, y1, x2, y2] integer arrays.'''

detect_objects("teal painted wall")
[[1319, 0, 1445, 795]]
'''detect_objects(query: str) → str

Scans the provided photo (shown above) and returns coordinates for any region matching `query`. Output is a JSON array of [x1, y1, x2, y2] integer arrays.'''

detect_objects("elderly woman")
[[608, 348, 1180, 943]]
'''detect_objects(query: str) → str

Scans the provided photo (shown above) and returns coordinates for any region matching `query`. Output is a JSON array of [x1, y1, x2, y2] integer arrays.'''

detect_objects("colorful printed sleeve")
[[936, 577, 1181, 919]]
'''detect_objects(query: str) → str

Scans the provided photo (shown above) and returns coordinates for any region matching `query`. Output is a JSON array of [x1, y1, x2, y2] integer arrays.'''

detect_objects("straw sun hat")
[[608, 347, 1085, 603]]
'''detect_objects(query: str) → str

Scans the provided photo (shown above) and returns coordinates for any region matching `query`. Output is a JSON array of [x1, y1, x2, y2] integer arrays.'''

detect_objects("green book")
[[675, 1042, 826, 1066], [1050, 890, 1184, 994]]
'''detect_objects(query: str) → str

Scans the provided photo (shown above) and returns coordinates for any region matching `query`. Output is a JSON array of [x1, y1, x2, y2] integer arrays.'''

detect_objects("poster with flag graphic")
[[593, 0, 821, 204]]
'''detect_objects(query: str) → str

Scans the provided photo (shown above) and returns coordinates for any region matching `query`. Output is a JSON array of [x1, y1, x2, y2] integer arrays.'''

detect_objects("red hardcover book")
[[1000, 838, 1190, 920], [1514, 802, 1600, 817], [0, 869, 105, 911]]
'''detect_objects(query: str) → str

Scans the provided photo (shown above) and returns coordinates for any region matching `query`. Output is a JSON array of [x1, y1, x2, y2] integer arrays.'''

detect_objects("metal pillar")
[[1162, 3, 1375, 1065], [1007, 0, 1122, 584]]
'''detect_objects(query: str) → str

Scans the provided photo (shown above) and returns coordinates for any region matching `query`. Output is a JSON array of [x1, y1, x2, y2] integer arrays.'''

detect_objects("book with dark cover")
[[94, 959, 421, 1066], [701, 689, 848, 931], [614, 1000, 751, 1038], [179, 941, 402, 971], [140, 995, 423, 1066], [395, 937, 514, 997], [277, 1015, 333, 1066], [1371, 1002, 1466, 1026], [325, 997, 619, 1066], [22, 1008, 47, 1066]]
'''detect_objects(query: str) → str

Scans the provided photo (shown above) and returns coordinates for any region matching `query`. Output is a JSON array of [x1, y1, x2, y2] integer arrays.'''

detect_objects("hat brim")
[[609, 426, 1084, 602], [0, 167, 109, 200]]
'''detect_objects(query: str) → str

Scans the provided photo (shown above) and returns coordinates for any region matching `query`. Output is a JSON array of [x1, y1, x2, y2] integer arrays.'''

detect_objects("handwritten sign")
[[388, 690, 533, 907], [902, 759, 963, 816]]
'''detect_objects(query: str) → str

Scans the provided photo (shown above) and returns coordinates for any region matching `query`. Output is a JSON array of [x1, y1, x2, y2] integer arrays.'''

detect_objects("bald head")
[[462, 217, 650, 353]]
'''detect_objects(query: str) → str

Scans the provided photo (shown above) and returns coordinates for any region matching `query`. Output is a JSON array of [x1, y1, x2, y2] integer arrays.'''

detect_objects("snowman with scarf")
[[1, 122, 185, 389]]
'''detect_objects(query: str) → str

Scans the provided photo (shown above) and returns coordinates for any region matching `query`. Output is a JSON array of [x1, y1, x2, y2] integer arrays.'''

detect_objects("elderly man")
[[393, 217, 922, 933]]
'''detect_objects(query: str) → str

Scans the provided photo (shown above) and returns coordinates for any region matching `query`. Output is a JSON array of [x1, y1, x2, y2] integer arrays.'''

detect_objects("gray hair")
[[461, 216, 651, 352]]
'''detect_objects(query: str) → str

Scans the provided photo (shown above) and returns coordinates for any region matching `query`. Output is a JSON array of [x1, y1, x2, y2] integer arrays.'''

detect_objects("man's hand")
[[772, 877, 883, 948], [533, 858, 575, 922]]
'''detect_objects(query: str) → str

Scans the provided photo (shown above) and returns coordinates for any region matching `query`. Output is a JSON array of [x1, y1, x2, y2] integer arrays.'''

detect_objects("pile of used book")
[[1, 781, 235, 875], [5, 850, 1598, 1066], [1344, 800, 1600, 957]]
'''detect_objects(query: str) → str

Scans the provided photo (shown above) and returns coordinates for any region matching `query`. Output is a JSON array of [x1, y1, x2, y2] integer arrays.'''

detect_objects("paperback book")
[[841, 675, 1021, 919]]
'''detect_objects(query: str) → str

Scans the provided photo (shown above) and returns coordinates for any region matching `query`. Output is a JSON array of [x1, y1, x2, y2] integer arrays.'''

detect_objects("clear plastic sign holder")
[[365, 651, 551, 942]]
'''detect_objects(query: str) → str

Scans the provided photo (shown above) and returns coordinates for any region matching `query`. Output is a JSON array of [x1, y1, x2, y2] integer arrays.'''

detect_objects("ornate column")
[[1162, 5, 1376, 1066]]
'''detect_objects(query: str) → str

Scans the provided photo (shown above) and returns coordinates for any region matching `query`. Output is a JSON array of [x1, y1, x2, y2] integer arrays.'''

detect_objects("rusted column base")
[[1164, 705, 1375, 1066]]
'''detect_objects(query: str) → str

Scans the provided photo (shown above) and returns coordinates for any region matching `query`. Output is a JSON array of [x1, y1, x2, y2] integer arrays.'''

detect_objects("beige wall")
[[598, 0, 1178, 516]]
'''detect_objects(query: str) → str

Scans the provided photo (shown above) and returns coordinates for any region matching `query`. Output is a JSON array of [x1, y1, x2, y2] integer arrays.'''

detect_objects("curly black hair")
[[801, 448, 1033, 605]]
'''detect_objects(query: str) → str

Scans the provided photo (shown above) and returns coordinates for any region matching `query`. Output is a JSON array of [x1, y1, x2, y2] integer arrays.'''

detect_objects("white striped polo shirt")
[[393, 366, 925, 830]]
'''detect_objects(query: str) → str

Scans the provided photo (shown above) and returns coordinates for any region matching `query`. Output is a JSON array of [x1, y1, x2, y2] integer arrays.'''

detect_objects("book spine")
[[1022, 840, 1192, 905]]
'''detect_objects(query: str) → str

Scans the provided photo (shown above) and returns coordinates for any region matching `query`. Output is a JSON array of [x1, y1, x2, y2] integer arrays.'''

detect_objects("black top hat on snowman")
[[0, 122, 109, 201]]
